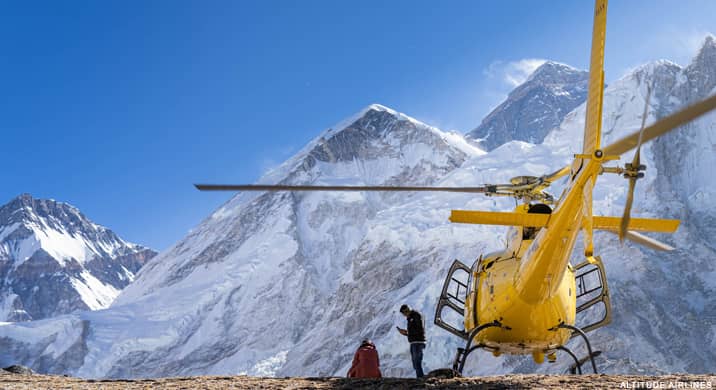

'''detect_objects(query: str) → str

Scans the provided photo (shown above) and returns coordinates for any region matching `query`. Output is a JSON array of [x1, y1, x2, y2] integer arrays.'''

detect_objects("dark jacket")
[[406, 310, 426, 343], [347, 342, 381, 378]]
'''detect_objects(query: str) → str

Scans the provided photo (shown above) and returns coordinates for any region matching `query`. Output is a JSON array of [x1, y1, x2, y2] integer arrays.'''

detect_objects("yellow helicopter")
[[195, 0, 716, 375]]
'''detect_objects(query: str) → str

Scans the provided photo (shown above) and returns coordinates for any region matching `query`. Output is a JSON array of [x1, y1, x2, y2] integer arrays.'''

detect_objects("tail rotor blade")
[[606, 229, 675, 251], [619, 85, 651, 241], [625, 231, 675, 251], [619, 177, 636, 241]]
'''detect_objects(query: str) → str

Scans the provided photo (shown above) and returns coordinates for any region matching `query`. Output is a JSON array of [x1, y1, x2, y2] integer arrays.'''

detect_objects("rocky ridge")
[[0, 194, 155, 321], [467, 61, 589, 150]]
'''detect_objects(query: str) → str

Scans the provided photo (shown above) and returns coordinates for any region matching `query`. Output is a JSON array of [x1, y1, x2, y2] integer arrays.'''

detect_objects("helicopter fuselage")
[[464, 239, 576, 362], [460, 153, 605, 363]]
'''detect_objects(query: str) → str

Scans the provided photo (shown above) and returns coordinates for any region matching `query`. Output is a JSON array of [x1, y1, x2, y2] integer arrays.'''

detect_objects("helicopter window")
[[483, 259, 496, 271], [523, 226, 538, 240], [523, 204, 553, 239], [528, 203, 552, 214]]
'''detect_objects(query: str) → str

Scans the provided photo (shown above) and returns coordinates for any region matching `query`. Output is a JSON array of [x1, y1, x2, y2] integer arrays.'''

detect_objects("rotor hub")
[[623, 163, 646, 179], [510, 176, 539, 186]]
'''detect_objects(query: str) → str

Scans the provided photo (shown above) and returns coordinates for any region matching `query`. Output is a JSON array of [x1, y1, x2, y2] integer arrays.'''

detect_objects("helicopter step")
[[434, 259, 471, 340], [574, 256, 612, 333]]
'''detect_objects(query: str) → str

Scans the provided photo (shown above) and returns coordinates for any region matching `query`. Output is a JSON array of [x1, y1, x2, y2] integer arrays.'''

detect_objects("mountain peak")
[[316, 103, 440, 148], [299, 104, 453, 168], [8, 193, 35, 209], [363, 103, 394, 114], [2, 193, 81, 226], [533, 60, 580, 74], [525, 61, 587, 85], [682, 34, 716, 99], [466, 60, 588, 150], [0, 194, 156, 321], [256, 103, 441, 187], [16, 192, 33, 201], [691, 34, 716, 66], [347, 104, 417, 129], [322, 104, 402, 138]]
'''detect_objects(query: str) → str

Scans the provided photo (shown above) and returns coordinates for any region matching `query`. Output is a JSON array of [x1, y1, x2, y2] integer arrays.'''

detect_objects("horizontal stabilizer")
[[449, 210, 549, 226], [450, 211, 679, 234], [593, 216, 679, 233]]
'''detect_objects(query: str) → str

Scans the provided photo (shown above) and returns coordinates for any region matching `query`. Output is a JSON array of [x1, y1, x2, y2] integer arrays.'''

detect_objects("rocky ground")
[[0, 370, 714, 390]]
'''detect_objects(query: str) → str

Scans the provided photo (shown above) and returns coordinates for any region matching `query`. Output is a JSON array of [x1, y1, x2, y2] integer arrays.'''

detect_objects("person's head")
[[399, 304, 411, 317], [361, 339, 373, 348]]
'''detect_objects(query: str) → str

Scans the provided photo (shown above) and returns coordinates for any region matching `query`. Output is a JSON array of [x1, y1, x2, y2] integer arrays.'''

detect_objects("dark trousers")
[[410, 343, 425, 378]]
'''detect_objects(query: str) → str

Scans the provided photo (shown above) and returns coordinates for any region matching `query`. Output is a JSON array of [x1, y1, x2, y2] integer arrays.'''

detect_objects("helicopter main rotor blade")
[[603, 93, 716, 157], [194, 184, 506, 193], [195, 155, 573, 198], [542, 166, 571, 183]]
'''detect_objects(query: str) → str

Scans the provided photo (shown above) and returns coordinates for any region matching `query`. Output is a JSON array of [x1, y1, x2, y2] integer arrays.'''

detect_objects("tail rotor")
[[619, 85, 651, 242]]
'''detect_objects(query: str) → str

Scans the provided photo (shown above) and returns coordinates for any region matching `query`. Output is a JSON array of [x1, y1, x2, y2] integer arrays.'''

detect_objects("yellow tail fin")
[[583, 0, 608, 155]]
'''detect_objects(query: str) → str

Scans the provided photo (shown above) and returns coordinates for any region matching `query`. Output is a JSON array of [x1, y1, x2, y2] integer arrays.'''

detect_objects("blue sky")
[[1, 1, 714, 250]]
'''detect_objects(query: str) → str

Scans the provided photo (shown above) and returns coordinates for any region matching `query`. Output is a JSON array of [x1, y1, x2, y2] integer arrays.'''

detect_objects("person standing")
[[396, 304, 426, 378], [347, 339, 382, 378]]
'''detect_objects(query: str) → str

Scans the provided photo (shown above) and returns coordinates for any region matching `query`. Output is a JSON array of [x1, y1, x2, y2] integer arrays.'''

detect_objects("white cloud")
[[483, 58, 547, 88]]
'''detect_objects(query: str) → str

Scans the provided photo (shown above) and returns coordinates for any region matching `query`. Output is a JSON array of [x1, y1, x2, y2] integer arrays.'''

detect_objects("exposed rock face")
[[2, 365, 35, 375], [0, 195, 155, 321], [467, 61, 589, 151], [652, 35, 716, 249]]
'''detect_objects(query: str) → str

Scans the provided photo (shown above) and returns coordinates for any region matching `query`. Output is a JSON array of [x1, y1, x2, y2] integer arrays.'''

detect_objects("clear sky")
[[1, 1, 714, 251]]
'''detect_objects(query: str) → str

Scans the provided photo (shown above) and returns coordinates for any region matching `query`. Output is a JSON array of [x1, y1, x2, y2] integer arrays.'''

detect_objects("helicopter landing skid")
[[549, 322, 599, 373], [568, 350, 602, 374], [453, 320, 510, 374], [556, 346, 582, 374], [453, 321, 600, 375]]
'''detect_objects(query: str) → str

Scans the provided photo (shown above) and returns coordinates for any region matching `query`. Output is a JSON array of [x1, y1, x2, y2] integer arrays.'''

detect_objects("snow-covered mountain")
[[0, 194, 155, 321], [467, 61, 589, 150], [0, 37, 715, 378]]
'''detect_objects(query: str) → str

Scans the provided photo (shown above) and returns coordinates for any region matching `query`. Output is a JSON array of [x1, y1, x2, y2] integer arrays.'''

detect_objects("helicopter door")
[[574, 256, 612, 334], [434, 259, 471, 340]]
